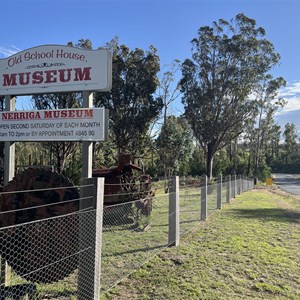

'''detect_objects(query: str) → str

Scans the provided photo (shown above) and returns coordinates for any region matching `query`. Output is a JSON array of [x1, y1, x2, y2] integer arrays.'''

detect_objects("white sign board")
[[0, 45, 112, 96], [0, 108, 108, 141]]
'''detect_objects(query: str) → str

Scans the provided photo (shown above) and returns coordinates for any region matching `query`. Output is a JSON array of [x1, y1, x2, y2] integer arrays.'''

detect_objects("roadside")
[[102, 187, 300, 300], [272, 173, 300, 196]]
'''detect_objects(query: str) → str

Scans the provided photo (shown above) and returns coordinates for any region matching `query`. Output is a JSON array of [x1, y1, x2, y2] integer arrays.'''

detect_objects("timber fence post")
[[168, 176, 180, 247], [201, 175, 208, 221]]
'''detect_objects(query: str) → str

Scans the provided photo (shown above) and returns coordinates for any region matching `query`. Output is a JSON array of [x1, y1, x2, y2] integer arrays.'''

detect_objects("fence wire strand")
[[0, 176, 254, 299]]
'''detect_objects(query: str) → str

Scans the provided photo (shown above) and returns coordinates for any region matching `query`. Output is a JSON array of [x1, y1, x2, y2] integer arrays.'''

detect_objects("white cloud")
[[280, 81, 300, 97], [276, 81, 300, 116], [276, 95, 300, 115], [0, 45, 21, 58]]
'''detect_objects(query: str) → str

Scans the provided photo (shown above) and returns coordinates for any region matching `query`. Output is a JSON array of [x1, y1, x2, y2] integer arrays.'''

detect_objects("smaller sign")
[[0, 108, 108, 142], [265, 178, 273, 186]]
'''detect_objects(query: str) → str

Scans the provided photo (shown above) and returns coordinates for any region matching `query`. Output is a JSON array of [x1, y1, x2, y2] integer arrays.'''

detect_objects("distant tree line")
[[0, 14, 298, 185]]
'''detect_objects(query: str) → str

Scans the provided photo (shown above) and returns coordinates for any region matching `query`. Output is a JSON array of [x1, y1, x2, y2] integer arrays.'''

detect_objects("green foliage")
[[188, 147, 206, 176], [257, 162, 271, 181], [30, 39, 91, 174], [283, 123, 298, 164], [94, 37, 163, 156], [156, 116, 194, 176], [180, 13, 281, 178], [0, 33, 294, 181], [245, 75, 286, 177], [268, 123, 300, 174], [64, 156, 82, 185]]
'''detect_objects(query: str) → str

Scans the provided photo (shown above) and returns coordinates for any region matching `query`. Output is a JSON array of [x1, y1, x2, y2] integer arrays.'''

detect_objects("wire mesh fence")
[[0, 181, 101, 300], [100, 176, 181, 291], [179, 176, 204, 235], [101, 193, 169, 292], [0, 174, 254, 299]]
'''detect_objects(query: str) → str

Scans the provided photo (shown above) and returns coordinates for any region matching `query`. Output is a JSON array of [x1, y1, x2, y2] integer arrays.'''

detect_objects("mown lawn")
[[102, 188, 300, 300]]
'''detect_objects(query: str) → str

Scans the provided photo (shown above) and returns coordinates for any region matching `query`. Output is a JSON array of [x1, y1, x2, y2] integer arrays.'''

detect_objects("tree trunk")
[[206, 144, 215, 179], [247, 152, 251, 176]]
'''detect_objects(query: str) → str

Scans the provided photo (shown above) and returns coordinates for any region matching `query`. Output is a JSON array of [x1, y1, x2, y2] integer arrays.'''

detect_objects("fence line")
[[0, 174, 254, 299], [100, 175, 254, 295]]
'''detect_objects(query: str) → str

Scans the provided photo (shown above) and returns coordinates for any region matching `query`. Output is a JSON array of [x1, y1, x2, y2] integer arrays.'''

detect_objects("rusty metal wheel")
[[0, 168, 80, 283]]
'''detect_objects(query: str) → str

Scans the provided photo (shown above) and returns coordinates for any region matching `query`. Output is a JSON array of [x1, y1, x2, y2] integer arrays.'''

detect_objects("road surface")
[[272, 173, 300, 196]]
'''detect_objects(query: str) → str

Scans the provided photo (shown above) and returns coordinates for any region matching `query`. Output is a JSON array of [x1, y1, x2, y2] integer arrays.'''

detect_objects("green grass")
[[102, 188, 300, 300]]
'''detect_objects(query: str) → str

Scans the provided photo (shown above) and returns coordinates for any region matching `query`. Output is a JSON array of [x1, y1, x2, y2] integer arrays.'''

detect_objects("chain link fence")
[[101, 192, 169, 292], [0, 175, 253, 299], [0, 179, 102, 300], [101, 175, 253, 295]]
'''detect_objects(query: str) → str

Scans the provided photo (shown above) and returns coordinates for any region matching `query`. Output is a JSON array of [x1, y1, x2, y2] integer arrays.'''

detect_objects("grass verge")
[[102, 188, 300, 300]]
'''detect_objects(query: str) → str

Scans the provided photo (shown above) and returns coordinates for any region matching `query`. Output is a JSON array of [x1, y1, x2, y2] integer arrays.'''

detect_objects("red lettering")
[[69, 110, 75, 117], [3, 74, 17, 86], [2, 111, 41, 120], [19, 72, 31, 85], [61, 110, 67, 118], [2, 113, 10, 120], [74, 67, 91, 81], [44, 70, 57, 83], [53, 111, 60, 118], [44, 111, 52, 118], [32, 71, 44, 84], [58, 69, 72, 82], [2, 67, 93, 89], [84, 109, 93, 118]]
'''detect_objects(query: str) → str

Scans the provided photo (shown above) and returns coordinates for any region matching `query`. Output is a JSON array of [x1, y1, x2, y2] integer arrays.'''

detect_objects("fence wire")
[[179, 181, 201, 236], [101, 187, 170, 293], [0, 185, 97, 300], [0, 175, 254, 299]]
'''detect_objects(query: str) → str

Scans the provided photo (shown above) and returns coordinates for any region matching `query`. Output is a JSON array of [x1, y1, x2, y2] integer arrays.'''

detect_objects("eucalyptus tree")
[[32, 92, 82, 173], [94, 37, 163, 157], [157, 60, 181, 127], [30, 39, 92, 174], [247, 75, 286, 176], [265, 124, 281, 166], [156, 115, 193, 176], [284, 123, 298, 164], [180, 13, 281, 178], [154, 60, 182, 176]]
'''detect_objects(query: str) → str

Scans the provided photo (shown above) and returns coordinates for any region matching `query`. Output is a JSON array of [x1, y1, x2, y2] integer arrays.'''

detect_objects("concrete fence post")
[[78, 177, 104, 300], [240, 175, 243, 194], [168, 176, 180, 247], [201, 175, 208, 221], [217, 174, 222, 209], [233, 175, 236, 198], [226, 175, 231, 203]]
